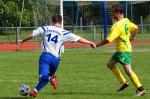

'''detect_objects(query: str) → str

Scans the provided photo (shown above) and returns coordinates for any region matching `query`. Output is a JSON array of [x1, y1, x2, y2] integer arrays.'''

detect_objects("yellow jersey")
[[106, 18, 138, 52]]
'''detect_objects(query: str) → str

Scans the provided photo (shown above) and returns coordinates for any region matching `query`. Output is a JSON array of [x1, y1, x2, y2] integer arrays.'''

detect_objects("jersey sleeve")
[[106, 25, 120, 42], [32, 27, 45, 37], [128, 21, 138, 32], [62, 31, 81, 43]]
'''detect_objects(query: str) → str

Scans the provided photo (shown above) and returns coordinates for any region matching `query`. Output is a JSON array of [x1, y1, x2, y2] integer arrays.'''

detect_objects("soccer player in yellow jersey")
[[97, 5, 146, 96]]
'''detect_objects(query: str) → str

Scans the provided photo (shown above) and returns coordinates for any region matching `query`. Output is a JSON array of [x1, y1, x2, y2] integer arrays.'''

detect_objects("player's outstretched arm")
[[96, 39, 110, 47], [78, 37, 96, 48], [17, 34, 33, 45]]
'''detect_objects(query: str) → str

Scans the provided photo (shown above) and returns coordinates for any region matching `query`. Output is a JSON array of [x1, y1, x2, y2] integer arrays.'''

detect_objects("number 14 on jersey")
[[47, 34, 58, 44]]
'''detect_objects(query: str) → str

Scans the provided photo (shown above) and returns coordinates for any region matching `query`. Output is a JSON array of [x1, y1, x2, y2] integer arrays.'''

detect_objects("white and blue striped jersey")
[[32, 26, 80, 58]]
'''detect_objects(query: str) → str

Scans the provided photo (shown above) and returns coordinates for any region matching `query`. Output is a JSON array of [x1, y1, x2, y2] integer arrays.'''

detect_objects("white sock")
[[34, 88, 38, 93]]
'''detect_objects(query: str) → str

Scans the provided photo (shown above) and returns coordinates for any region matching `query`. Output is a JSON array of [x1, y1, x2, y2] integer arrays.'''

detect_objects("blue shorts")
[[39, 52, 60, 77]]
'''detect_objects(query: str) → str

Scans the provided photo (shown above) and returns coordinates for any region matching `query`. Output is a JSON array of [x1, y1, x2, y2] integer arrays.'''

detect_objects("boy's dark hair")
[[111, 5, 123, 14], [52, 14, 62, 24]]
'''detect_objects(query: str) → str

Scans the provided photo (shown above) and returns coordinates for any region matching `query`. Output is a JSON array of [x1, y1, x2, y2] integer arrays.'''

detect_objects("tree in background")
[[0, 0, 34, 27]]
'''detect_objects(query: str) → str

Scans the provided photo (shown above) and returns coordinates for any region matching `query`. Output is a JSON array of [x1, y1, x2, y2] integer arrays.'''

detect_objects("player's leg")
[[119, 52, 145, 96], [30, 53, 51, 97], [50, 57, 60, 76], [107, 58, 128, 91], [30, 62, 50, 97], [108, 52, 127, 84], [122, 64, 145, 96], [49, 56, 60, 90], [107, 59, 126, 84], [35, 62, 50, 92]]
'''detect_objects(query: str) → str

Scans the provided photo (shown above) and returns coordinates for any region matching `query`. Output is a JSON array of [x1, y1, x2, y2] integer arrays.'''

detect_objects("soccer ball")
[[19, 84, 30, 96]]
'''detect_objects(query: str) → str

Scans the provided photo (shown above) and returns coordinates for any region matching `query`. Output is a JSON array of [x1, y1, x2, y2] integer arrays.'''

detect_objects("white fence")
[[0, 24, 149, 44]]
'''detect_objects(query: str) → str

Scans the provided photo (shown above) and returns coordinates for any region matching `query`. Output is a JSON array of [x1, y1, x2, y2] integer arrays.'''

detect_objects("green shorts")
[[111, 52, 132, 65]]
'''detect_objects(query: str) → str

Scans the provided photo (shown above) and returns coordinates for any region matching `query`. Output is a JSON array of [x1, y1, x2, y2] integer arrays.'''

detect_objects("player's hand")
[[129, 37, 134, 42], [17, 40, 23, 46], [90, 42, 96, 49]]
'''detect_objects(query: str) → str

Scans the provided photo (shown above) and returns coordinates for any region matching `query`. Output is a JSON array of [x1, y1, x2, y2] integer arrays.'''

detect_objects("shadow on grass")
[[101, 92, 133, 96], [43, 92, 132, 96]]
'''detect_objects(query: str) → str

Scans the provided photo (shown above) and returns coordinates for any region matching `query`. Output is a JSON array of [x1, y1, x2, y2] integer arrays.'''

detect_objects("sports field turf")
[[0, 45, 150, 99]]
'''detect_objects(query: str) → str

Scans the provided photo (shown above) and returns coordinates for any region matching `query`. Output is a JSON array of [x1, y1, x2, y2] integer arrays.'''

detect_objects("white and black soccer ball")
[[19, 84, 30, 96]]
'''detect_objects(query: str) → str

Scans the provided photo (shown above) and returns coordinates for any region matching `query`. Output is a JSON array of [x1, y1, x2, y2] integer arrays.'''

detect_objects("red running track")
[[0, 41, 150, 51]]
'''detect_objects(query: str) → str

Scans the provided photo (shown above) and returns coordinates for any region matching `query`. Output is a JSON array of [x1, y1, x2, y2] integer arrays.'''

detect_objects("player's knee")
[[125, 69, 133, 76], [126, 71, 131, 76], [107, 62, 114, 70], [106, 63, 110, 68], [40, 75, 49, 82]]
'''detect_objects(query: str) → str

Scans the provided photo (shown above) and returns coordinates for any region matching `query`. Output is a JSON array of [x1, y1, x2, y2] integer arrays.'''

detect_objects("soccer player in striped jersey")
[[96, 5, 146, 96], [18, 15, 96, 97]]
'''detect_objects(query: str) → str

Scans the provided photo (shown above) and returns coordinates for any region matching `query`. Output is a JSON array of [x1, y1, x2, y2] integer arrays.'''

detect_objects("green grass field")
[[0, 45, 150, 99]]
